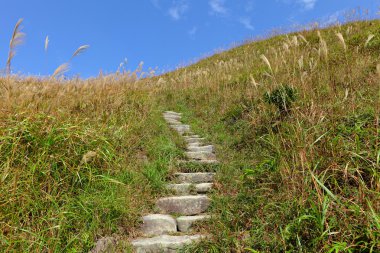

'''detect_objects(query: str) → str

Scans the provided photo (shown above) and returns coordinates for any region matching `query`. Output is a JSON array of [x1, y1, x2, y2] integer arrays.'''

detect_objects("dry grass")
[[0, 72, 182, 251], [155, 19, 380, 252], [6, 19, 25, 75], [0, 17, 379, 252]]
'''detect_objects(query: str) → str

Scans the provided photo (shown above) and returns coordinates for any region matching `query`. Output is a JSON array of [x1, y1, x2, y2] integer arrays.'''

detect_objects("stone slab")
[[185, 151, 216, 161], [174, 173, 215, 183], [166, 183, 213, 195], [185, 137, 205, 144], [177, 215, 210, 232], [131, 234, 203, 253], [187, 145, 214, 153], [141, 214, 177, 236], [156, 195, 210, 215]]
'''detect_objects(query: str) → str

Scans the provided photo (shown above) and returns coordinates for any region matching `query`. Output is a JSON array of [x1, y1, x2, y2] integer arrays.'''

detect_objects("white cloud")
[[320, 10, 345, 27], [188, 26, 198, 36], [299, 0, 317, 10], [209, 0, 227, 15], [239, 17, 254, 30], [168, 1, 189, 20]]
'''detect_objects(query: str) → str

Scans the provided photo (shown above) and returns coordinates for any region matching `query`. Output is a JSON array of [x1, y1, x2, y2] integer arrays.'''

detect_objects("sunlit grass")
[[0, 16, 379, 252]]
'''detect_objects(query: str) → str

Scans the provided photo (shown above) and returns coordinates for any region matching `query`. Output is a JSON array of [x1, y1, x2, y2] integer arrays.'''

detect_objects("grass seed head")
[[6, 18, 25, 75], [260, 54, 273, 73], [71, 45, 90, 60], [364, 34, 375, 47], [45, 36, 49, 52], [336, 32, 347, 51], [52, 63, 70, 78]]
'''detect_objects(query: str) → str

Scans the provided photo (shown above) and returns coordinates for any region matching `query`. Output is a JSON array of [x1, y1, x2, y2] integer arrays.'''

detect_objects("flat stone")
[[164, 111, 182, 116], [187, 142, 201, 147], [177, 215, 210, 232], [170, 125, 191, 135], [187, 145, 214, 153], [184, 159, 219, 164], [164, 116, 181, 122], [166, 183, 192, 195], [185, 137, 205, 144], [156, 195, 210, 215], [165, 118, 181, 125], [141, 214, 177, 236], [195, 183, 213, 193], [185, 151, 216, 161], [166, 183, 213, 195], [131, 234, 203, 253], [174, 173, 215, 183]]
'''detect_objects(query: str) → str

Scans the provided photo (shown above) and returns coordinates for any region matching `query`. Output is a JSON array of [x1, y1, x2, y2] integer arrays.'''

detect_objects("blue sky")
[[0, 0, 379, 78]]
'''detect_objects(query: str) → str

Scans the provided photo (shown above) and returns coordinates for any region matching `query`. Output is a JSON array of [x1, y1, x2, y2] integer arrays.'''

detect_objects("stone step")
[[164, 111, 182, 116], [182, 159, 219, 164], [165, 118, 182, 125], [185, 151, 216, 161], [170, 125, 191, 135], [174, 173, 215, 184], [187, 142, 202, 148], [166, 183, 213, 195], [163, 114, 181, 120], [156, 195, 210, 215], [185, 135, 200, 138], [141, 214, 177, 236], [185, 137, 205, 144], [177, 215, 211, 232], [187, 145, 214, 153], [131, 234, 203, 253]]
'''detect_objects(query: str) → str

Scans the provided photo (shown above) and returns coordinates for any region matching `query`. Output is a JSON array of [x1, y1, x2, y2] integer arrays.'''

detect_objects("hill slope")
[[1, 20, 379, 252]]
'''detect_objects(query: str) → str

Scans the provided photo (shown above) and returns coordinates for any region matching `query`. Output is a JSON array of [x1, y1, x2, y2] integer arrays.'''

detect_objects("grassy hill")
[[1, 20, 379, 252]]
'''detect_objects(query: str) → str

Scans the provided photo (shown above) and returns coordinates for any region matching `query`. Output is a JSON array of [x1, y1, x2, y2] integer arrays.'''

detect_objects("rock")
[[177, 215, 210, 232], [187, 145, 214, 153], [170, 125, 191, 135], [185, 151, 216, 161], [156, 195, 210, 215], [164, 111, 182, 116], [131, 234, 203, 253], [166, 183, 213, 195], [166, 183, 192, 195], [195, 183, 213, 193], [163, 113, 181, 120], [90, 236, 118, 253], [165, 118, 181, 125], [163, 113, 181, 118], [187, 142, 201, 148], [174, 173, 215, 184], [164, 116, 181, 122], [141, 214, 177, 236], [185, 137, 205, 144]]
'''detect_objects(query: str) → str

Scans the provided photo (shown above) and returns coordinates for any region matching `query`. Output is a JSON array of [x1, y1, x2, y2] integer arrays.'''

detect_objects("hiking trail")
[[131, 111, 218, 252]]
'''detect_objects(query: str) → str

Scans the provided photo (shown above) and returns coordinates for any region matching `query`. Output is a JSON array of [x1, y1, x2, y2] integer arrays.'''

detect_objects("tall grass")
[[1, 15, 379, 252], [156, 20, 380, 252], [0, 70, 183, 251], [6, 19, 24, 75]]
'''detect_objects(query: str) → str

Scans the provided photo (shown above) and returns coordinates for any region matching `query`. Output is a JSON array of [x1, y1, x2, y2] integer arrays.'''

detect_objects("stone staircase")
[[131, 111, 217, 253]]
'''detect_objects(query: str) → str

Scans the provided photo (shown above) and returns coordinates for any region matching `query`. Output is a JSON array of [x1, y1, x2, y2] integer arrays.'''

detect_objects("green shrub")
[[264, 85, 297, 115]]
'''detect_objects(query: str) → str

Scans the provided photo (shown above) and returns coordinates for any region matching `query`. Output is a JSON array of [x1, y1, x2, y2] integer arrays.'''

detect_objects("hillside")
[[1, 20, 379, 252]]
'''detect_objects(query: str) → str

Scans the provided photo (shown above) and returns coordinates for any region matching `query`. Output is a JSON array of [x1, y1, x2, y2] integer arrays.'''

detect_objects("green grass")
[[0, 84, 184, 251], [1, 18, 380, 252], [157, 20, 380, 252]]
